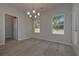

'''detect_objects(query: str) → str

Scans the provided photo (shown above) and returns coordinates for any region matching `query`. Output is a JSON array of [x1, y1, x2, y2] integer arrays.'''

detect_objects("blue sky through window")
[[59, 16, 64, 23]]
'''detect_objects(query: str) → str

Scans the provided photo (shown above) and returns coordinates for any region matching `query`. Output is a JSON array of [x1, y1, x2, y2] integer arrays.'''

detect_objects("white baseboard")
[[18, 37, 32, 42], [32, 37, 72, 46], [0, 37, 72, 46], [72, 44, 79, 56], [35, 37, 78, 55], [18, 37, 31, 40]]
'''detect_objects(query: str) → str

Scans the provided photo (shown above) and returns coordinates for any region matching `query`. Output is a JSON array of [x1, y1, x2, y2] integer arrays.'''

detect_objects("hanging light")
[[32, 10, 36, 13], [37, 13, 40, 16], [34, 15, 37, 18], [29, 15, 32, 18], [27, 12, 30, 15], [26, 9, 40, 19]]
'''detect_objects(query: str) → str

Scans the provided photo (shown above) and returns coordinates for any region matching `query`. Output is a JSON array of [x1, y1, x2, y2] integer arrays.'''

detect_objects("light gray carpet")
[[0, 38, 76, 56]]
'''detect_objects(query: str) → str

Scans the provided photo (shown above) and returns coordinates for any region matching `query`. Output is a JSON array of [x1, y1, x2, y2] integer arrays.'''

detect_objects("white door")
[[72, 4, 79, 55], [72, 5, 78, 47], [72, 4, 79, 48], [72, 19, 78, 47]]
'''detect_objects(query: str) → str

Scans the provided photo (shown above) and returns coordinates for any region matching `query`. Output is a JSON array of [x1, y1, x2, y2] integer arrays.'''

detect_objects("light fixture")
[[27, 12, 30, 15], [35, 15, 37, 18], [29, 15, 32, 18], [37, 13, 40, 16], [32, 10, 36, 13], [26, 9, 40, 19]]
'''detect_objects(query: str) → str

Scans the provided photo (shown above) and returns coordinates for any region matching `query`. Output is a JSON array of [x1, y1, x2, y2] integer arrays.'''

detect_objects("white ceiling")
[[3, 3, 72, 12], [16, 3, 59, 9], [15, 3, 65, 12]]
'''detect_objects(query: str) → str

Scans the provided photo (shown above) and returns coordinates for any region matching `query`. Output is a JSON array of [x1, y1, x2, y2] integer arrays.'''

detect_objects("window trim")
[[51, 14, 65, 35], [33, 19, 40, 33]]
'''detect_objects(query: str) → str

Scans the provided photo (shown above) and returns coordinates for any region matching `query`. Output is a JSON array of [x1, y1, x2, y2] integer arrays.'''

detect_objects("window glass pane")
[[52, 15, 64, 34], [34, 19, 40, 33]]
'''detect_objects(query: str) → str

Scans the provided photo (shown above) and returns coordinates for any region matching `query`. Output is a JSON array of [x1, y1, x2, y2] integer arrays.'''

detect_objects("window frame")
[[33, 19, 40, 33], [51, 15, 65, 35]]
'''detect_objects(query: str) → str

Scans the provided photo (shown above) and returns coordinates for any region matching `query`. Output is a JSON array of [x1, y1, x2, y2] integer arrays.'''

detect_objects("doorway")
[[5, 14, 18, 43]]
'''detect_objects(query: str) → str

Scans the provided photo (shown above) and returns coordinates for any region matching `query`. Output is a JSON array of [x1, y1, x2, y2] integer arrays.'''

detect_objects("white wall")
[[0, 4, 72, 45], [0, 4, 32, 45], [32, 4, 72, 44]]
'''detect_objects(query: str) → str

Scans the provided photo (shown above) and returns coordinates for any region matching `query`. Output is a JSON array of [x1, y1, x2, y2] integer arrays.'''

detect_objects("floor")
[[0, 38, 76, 56], [5, 38, 14, 43]]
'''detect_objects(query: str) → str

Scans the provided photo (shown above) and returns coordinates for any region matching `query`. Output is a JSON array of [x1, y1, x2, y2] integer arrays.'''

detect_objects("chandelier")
[[26, 9, 40, 19]]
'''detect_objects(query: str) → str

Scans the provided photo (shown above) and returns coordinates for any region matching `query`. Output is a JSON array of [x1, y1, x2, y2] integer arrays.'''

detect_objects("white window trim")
[[51, 14, 65, 35]]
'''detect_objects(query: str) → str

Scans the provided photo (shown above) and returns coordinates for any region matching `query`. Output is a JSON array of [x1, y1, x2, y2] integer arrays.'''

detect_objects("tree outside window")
[[34, 19, 40, 33], [52, 15, 64, 34]]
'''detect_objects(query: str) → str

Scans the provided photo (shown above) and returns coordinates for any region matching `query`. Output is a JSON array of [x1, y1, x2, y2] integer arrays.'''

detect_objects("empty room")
[[0, 3, 79, 56]]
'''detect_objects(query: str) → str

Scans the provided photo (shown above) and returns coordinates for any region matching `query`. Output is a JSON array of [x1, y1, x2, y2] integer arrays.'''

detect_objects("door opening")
[[5, 14, 18, 43]]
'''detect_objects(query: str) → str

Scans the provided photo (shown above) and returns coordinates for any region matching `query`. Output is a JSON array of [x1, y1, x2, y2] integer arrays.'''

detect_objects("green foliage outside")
[[34, 19, 40, 29], [52, 16, 64, 30]]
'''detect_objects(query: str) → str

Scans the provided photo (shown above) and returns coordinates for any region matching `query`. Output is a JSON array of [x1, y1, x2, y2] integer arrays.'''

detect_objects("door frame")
[[4, 14, 18, 43]]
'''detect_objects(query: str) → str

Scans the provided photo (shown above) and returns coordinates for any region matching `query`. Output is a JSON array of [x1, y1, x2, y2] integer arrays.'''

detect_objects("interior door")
[[72, 6, 78, 47], [72, 4, 79, 55], [73, 19, 78, 47]]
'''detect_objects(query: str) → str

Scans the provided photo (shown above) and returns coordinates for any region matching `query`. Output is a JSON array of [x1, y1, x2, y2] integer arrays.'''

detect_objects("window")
[[33, 19, 40, 33], [52, 15, 64, 34]]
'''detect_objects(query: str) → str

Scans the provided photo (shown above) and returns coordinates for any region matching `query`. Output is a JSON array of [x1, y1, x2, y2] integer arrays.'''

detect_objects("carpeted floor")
[[0, 38, 76, 56]]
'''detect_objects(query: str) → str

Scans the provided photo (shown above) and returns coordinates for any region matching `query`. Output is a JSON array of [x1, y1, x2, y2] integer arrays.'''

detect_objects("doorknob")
[[74, 29, 78, 31], [74, 25, 78, 31]]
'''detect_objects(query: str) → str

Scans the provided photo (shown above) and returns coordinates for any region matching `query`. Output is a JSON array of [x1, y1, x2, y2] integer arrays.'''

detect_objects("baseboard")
[[72, 44, 79, 56], [32, 37, 72, 46], [18, 37, 32, 42], [18, 37, 31, 40]]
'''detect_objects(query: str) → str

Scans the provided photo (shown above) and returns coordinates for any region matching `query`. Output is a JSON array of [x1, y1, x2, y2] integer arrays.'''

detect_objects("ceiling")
[[3, 3, 72, 12], [14, 3, 65, 12], [16, 3, 59, 9]]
